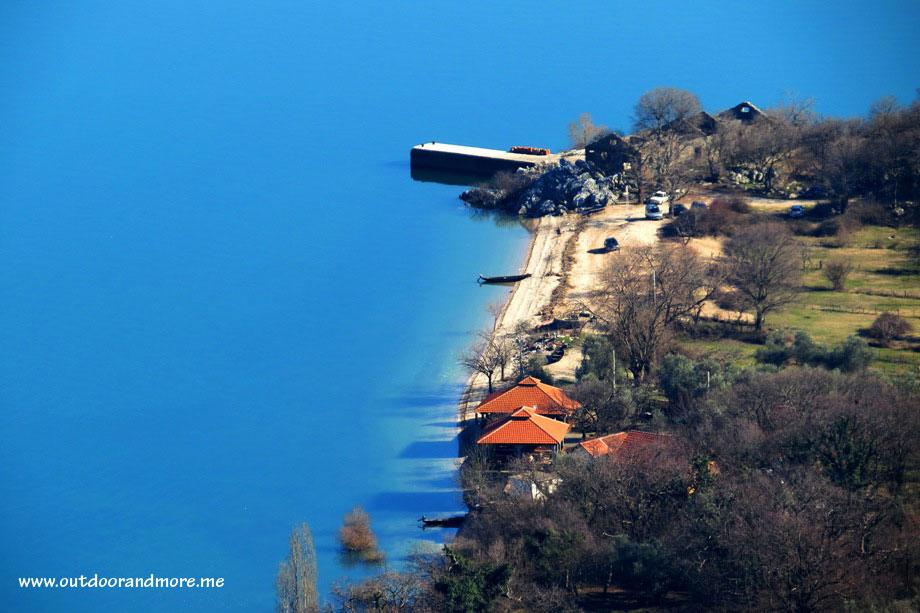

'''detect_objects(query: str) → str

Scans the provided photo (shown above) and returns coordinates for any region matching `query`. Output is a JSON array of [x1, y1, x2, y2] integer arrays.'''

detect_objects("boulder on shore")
[[460, 159, 629, 217]]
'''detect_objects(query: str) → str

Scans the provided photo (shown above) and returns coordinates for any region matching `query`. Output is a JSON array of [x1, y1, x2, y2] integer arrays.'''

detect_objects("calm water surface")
[[1, 2, 918, 610]]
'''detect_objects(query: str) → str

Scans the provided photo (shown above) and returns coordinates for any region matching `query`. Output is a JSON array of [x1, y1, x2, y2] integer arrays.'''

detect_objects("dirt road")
[[566, 204, 663, 309]]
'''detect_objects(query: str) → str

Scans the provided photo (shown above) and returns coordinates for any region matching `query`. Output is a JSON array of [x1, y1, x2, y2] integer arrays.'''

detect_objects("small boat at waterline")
[[478, 273, 531, 285], [419, 515, 466, 529]]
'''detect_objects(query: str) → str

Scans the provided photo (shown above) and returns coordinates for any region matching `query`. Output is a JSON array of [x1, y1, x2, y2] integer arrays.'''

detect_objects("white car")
[[647, 190, 670, 206], [645, 203, 663, 220]]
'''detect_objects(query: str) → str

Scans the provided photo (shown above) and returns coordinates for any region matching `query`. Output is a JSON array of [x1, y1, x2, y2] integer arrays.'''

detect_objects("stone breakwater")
[[460, 159, 630, 217]]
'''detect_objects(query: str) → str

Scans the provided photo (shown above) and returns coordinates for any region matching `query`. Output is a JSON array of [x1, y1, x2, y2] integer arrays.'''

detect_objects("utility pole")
[[612, 349, 616, 390]]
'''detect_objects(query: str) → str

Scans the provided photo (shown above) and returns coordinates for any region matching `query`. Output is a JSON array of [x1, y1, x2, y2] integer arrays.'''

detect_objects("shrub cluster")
[[755, 330, 873, 372], [866, 312, 913, 345], [663, 196, 751, 239], [822, 257, 853, 290], [339, 507, 384, 563]]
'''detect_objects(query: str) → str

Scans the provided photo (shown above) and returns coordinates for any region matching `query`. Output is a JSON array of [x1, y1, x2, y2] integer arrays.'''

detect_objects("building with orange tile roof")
[[571, 431, 679, 464], [476, 407, 571, 460], [474, 376, 580, 419]]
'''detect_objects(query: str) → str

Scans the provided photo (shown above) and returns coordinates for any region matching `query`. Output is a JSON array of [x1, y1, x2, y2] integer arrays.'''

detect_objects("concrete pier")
[[410, 142, 555, 176]]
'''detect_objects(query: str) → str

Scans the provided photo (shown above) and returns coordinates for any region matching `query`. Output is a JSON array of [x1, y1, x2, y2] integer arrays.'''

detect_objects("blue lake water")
[[2, 2, 918, 610]]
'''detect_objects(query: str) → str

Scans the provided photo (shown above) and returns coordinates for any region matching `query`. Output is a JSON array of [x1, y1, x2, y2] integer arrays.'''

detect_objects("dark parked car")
[[800, 185, 827, 199], [691, 201, 708, 210], [672, 203, 688, 216], [603, 237, 620, 251]]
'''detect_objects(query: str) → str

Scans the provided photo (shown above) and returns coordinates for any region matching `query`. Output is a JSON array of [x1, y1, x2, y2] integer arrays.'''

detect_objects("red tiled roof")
[[475, 377, 580, 416], [477, 407, 571, 446], [575, 431, 678, 462]]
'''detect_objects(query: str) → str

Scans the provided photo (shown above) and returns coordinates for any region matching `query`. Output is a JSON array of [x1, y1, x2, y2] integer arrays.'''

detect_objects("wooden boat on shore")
[[419, 514, 466, 529], [478, 273, 531, 284]]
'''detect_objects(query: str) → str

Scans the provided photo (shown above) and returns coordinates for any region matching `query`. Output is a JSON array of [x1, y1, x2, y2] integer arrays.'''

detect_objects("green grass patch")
[[676, 337, 760, 367], [769, 224, 920, 375], [683, 224, 920, 377]]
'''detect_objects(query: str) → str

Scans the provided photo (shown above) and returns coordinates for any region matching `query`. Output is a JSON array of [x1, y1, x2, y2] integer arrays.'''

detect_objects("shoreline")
[[456, 215, 570, 425], [455, 203, 662, 428]]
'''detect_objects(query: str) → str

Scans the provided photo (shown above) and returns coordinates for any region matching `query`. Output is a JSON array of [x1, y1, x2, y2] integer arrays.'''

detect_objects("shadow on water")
[[466, 206, 529, 229], [407, 163, 529, 233], [399, 439, 458, 460], [337, 550, 387, 569], [409, 165, 486, 187], [423, 421, 459, 430], [419, 474, 459, 491], [367, 490, 463, 514], [384, 391, 458, 409]]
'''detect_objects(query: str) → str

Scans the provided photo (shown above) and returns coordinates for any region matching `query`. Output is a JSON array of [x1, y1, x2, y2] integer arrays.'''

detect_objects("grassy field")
[[680, 221, 920, 377]]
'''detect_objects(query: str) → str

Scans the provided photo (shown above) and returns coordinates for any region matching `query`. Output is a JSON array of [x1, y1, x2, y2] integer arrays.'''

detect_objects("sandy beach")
[[458, 204, 664, 422]]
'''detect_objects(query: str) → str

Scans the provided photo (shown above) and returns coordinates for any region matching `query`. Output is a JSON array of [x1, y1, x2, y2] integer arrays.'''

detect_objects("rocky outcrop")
[[460, 159, 630, 217]]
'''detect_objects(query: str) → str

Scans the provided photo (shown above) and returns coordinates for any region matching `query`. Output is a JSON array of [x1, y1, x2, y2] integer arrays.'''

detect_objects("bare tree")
[[868, 95, 900, 119], [460, 331, 503, 393], [771, 93, 818, 128], [725, 223, 803, 331], [700, 123, 741, 182], [617, 244, 722, 324], [333, 571, 424, 612], [277, 523, 319, 613], [593, 244, 721, 383], [570, 375, 631, 436], [595, 249, 672, 384], [633, 87, 702, 136], [492, 337, 513, 382], [632, 88, 703, 208], [823, 258, 853, 291], [867, 312, 913, 346], [508, 321, 533, 379], [822, 132, 867, 208], [733, 119, 795, 191], [568, 112, 610, 149], [643, 132, 697, 207]]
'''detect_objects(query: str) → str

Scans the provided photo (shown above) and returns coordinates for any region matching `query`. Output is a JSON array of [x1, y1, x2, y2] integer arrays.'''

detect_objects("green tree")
[[607, 535, 676, 602], [523, 527, 587, 594], [576, 335, 617, 381], [433, 548, 511, 613], [818, 416, 875, 490], [571, 374, 632, 435], [658, 354, 726, 421], [827, 336, 873, 372]]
